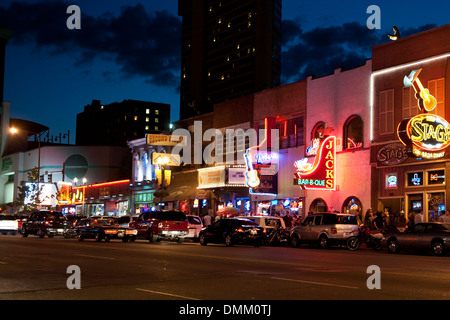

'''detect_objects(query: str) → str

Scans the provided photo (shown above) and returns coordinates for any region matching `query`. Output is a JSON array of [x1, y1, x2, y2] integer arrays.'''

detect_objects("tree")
[[15, 167, 46, 211]]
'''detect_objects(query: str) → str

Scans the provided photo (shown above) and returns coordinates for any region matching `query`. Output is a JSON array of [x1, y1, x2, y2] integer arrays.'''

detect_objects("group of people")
[[360, 208, 406, 232], [361, 208, 450, 232]]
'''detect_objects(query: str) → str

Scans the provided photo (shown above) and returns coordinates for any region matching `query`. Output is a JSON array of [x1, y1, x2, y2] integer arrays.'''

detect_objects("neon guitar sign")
[[398, 68, 448, 159], [404, 68, 437, 112], [244, 117, 279, 194]]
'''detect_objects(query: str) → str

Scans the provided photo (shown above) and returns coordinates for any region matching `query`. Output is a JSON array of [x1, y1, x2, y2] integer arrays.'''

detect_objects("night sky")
[[0, 0, 449, 144]]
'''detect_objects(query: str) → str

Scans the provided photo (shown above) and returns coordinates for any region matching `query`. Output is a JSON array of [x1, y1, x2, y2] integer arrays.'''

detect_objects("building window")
[[146, 109, 150, 114], [344, 115, 363, 150], [311, 121, 326, 141], [402, 87, 418, 119], [155, 118, 159, 124], [379, 89, 394, 135], [428, 78, 445, 118], [155, 110, 160, 116]]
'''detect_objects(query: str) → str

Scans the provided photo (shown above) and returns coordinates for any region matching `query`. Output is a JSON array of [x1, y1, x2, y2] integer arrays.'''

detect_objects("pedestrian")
[[373, 211, 385, 231], [414, 211, 424, 224], [203, 214, 212, 227], [439, 210, 450, 223], [364, 208, 374, 230]]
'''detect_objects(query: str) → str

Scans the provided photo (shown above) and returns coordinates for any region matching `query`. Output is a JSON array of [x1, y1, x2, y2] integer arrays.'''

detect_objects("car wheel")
[[148, 231, 158, 243], [199, 234, 207, 246], [319, 235, 328, 248], [432, 240, 445, 256], [37, 228, 45, 238], [22, 228, 28, 237], [387, 238, 399, 254], [122, 237, 129, 243], [291, 234, 301, 248], [77, 233, 84, 241], [95, 233, 102, 242], [346, 237, 360, 251], [225, 234, 234, 247]]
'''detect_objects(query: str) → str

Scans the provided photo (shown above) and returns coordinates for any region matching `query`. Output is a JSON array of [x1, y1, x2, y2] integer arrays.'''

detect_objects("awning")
[[163, 170, 199, 202]]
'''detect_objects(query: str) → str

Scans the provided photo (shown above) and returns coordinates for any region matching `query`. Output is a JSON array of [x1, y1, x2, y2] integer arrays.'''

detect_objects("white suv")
[[0, 214, 19, 235], [291, 213, 359, 250]]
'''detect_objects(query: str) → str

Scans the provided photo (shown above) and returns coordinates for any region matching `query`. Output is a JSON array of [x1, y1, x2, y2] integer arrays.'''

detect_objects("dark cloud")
[[0, 1, 181, 87], [281, 21, 437, 83]]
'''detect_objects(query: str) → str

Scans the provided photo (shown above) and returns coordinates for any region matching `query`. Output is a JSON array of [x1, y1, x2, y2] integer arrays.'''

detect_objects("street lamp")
[[10, 127, 43, 184]]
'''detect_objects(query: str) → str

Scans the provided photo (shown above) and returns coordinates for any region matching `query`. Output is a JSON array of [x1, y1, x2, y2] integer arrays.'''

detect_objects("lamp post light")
[[9, 127, 43, 184]]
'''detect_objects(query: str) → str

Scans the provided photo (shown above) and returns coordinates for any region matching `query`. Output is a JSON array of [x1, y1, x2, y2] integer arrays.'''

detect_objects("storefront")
[[68, 180, 131, 217]]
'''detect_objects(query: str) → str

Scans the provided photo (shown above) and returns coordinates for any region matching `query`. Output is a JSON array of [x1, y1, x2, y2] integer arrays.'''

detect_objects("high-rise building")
[[76, 99, 170, 147], [0, 29, 12, 103], [178, 0, 282, 119]]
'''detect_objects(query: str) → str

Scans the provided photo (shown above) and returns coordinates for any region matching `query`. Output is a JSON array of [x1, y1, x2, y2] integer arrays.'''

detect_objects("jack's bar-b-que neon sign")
[[294, 136, 336, 190]]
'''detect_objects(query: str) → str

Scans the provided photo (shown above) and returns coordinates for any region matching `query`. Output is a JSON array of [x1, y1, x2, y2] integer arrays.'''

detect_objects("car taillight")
[[105, 229, 118, 235], [126, 229, 137, 235], [44, 221, 50, 226], [237, 228, 244, 233], [330, 228, 337, 234]]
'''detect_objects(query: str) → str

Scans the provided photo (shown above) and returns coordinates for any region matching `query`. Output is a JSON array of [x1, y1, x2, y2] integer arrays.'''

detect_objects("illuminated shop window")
[[344, 115, 363, 150], [428, 170, 445, 185], [407, 171, 423, 187]]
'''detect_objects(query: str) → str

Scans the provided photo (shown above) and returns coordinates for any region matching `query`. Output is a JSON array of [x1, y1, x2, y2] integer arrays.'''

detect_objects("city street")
[[1, 235, 450, 302]]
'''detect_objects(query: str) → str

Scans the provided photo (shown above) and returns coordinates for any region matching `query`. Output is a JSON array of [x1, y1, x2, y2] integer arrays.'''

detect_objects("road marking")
[[136, 288, 201, 300], [75, 254, 116, 260], [272, 277, 359, 290]]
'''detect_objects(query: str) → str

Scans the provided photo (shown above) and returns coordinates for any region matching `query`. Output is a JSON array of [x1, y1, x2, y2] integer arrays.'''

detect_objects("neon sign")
[[404, 69, 437, 112], [294, 136, 336, 190], [244, 117, 279, 195], [398, 68, 448, 160]]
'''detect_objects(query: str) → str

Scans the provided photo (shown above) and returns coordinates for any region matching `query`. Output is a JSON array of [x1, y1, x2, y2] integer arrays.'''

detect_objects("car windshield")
[[188, 216, 202, 224], [0, 215, 16, 220], [47, 213, 64, 220], [336, 215, 357, 225], [235, 219, 258, 227], [152, 211, 187, 221]]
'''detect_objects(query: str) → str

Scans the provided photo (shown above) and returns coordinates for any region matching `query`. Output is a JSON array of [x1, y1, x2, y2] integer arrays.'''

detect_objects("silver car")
[[291, 213, 359, 249], [382, 222, 450, 256]]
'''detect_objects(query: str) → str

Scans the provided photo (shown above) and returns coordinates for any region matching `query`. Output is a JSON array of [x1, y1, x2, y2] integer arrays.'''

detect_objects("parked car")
[[382, 222, 450, 256], [199, 218, 266, 247], [63, 214, 86, 238], [116, 215, 139, 228], [238, 215, 286, 232], [75, 218, 138, 242], [186, 215, 203, 242], [290, 213, 359, 250], [0, 214, 19, 235], [22, 210, 67, 238], [129, 210, 189, 243]]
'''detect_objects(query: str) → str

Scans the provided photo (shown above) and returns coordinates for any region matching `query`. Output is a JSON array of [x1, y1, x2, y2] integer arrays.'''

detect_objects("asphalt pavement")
[[1, 235, 450, 303]]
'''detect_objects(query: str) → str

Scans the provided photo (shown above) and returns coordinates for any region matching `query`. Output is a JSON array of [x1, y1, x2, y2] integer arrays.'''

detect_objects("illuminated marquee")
[[294, 136, 336, 190]]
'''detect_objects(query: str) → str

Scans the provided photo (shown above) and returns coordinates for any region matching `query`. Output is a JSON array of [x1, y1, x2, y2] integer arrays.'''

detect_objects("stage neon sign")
[[294, 136, 336, 190]]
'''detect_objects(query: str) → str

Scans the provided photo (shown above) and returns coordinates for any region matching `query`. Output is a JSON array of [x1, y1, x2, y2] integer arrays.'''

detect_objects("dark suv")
[[129, 210, 189, 243], [22, 210, 66, 238]]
